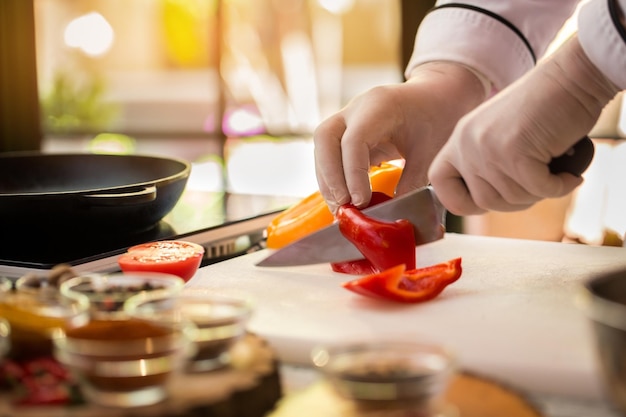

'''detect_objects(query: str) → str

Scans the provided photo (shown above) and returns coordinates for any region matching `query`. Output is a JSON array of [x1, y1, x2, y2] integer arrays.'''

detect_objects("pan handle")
[[82, 185, 157, 206]]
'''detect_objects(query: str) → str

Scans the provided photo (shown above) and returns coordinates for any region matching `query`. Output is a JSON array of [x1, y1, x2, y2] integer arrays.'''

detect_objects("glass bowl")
[[578, 267, 626, 414], [0, 275, 89, 359], [311, 341, 457, 414], [59, 272, 185, 319], [125, 290, 253, 372], [54, 315, 193, 408], [55, 272, 189, 407]]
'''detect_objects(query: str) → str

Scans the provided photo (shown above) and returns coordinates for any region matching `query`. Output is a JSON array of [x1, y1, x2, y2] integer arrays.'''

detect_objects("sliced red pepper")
[[330, 191, 394, 274], [331, 258, 379, 275], [342, 257, 462, 303], [362, 190, 394, 207], [336, 202, 416, 272]]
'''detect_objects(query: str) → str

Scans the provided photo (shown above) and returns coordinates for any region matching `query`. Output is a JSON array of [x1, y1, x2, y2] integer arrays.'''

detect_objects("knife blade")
[[255, 186, 446, 267]]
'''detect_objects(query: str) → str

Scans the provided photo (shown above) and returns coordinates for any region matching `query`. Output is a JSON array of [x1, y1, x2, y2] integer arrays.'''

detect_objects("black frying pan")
[[0, 152, 191, 235]]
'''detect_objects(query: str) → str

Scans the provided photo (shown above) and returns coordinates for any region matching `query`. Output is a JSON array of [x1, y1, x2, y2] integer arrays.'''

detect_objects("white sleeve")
[[405, 1, 580, 91], [578, 0, 626, 89]]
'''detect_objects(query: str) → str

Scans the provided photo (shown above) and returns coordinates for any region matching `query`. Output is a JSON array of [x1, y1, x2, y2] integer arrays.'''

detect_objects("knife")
[[256, 185, 446, 267], [256, 136, 594, 268]]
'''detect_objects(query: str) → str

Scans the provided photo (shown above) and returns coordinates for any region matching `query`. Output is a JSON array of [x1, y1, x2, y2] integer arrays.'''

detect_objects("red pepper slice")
[[330, 258, 379, 275], [336, 202, 416, 272], [342, 257, 462, 303], [330, 191, 395, 274]]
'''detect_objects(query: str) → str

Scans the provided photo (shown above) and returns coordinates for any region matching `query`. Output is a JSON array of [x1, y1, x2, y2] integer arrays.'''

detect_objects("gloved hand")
[[314, 61, 487, 213], [428, 35, 620, 216]]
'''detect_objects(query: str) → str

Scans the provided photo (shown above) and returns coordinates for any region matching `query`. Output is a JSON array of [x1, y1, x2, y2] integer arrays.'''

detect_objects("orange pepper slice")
[[265, 192, 334, 249], [265, 162, 403, 249], [369, 161, 404, 196]]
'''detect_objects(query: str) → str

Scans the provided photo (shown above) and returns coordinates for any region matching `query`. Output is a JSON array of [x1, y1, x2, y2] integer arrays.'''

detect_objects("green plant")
[[40, 72, 118, 134]]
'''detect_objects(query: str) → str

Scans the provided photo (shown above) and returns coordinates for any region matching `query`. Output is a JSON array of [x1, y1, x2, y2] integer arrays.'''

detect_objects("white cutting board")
[[187, 233, 626, 400]]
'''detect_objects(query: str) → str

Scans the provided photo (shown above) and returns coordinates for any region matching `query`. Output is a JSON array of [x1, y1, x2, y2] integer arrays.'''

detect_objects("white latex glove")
[[314, 62, 487, 213], [428, 35, 620, 216]]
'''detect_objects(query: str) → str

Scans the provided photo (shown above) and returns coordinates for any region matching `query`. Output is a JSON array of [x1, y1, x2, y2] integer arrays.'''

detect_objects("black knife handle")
[[548, 136, 595, 176]]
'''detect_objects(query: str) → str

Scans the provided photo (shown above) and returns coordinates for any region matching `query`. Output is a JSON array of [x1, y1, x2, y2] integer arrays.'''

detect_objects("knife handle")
[[548, 136, 594, 176]]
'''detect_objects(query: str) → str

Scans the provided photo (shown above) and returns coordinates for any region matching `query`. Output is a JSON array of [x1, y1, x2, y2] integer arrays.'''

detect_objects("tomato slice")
[[342, 258, 462, 303], [118, 240, 205, 282]]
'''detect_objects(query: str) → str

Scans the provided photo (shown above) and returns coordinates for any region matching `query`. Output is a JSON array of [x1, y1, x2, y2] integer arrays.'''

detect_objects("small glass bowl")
[[54, 272, 189, 407], [0, 275, 89, 359], [577, 268, 626, 414], [54, 316, 193, 408], [311, 341, 457, 415], [59, 272, 185, 319], [125, 290, 253, 372]]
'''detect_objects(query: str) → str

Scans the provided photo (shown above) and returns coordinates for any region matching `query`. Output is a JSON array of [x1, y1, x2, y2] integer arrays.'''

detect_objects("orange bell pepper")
[[265, 162, 403, 249]]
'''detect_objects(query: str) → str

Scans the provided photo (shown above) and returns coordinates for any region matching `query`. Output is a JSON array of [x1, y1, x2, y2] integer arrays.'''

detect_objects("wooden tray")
[[1, 333, 282, 417]]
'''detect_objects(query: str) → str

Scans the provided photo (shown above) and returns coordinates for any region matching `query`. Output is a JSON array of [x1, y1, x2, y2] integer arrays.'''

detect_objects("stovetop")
[[0, 189, 300, 279]]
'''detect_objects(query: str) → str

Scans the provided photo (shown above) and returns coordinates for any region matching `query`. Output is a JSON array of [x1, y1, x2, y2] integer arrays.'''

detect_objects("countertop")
[[188, 232, 626, 415]]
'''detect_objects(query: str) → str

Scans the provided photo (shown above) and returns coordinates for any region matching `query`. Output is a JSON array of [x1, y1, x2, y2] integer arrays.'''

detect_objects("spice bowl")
[[54, 272, 191, 407], [311, 341, 458, 416], [53, 316, 193, 408], [125, 290, 253, 372], [0, 275, 89, 359], [577, 267, 626, 414], [59, 272, 185, 318]]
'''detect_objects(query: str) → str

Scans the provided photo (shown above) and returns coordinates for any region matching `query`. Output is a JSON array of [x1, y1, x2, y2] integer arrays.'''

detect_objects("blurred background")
[[2, 0, 408, 197], [1, 0, 626, 244]]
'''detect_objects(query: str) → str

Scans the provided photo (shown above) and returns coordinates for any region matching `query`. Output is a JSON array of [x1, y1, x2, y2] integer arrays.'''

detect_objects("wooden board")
[[1, 333, 282, 417], [186, 233, 625, 401]]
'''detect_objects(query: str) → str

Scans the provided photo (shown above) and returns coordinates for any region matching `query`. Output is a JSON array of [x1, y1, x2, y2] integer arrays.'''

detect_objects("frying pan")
[[0, 152, 191, 235]]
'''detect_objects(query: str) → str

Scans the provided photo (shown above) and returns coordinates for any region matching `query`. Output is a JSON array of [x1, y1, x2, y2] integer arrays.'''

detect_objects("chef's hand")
[[314, 61, 488, 213], [428, 35, 620, 216]]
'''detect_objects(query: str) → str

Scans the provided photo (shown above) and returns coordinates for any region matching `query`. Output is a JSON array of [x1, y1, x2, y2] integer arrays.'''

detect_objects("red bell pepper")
[[342, 257, 462, 303], [331, 191, 396, 274], [330, 258, 379, 275], [336, 202, 416, 272]]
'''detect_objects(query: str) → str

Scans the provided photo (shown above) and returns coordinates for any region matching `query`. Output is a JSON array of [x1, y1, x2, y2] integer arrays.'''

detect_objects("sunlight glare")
[[64, 12, 115, 57], [317, 0, 354, 15]]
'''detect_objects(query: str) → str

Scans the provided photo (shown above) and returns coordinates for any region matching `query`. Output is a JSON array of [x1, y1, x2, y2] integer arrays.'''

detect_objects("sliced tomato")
[[118, 240, 205, 282], [342, 258, 462, 303]]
